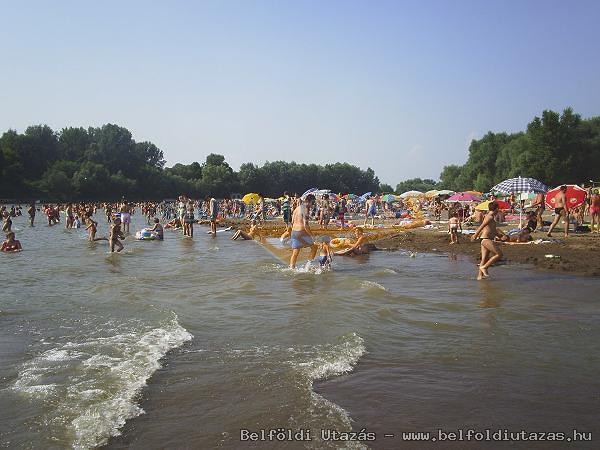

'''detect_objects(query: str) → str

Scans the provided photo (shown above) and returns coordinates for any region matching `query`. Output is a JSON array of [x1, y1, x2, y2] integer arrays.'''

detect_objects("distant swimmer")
[[289, 194, 318, 268], [471, 201, 503, 280], [231, 220, 261, 241], [1, 231, 22, 252]]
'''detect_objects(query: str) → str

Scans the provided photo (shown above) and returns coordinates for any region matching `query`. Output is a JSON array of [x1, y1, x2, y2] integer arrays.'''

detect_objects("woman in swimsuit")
[[1, 232, 22, 252], [471, 201, 503, 280]]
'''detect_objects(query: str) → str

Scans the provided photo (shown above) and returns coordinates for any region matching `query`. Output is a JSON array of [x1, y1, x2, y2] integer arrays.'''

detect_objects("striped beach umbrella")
[[491, 177, 548, 194]]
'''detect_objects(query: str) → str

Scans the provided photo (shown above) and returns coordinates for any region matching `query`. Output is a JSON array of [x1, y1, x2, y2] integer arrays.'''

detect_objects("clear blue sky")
[[1, 0, 599, 187]]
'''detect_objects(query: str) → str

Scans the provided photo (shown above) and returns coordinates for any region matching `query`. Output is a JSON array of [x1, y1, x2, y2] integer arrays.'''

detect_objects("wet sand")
[[375, 227, 600, 277], [218, 217, 600, 277]]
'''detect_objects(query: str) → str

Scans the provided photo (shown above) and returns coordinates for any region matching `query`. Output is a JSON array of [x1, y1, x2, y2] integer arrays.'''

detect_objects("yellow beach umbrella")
[[242, 193, 261, 204], [425, 190, 439, 198], [465, 190, 483, 197]]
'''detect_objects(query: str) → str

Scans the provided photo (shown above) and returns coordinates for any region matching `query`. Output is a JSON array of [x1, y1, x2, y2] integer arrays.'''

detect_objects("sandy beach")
[[375, 226, 600, 277]]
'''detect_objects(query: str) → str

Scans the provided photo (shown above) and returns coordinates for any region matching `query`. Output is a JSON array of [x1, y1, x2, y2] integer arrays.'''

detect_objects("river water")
[[1, 210, 598, 449]]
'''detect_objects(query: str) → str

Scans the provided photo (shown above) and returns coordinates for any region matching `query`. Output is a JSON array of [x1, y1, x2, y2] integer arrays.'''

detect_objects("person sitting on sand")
[[231, 220, 262, 241], [448, 212, 461, 244], [501, 227, 532, 243], [1, 231, 22, 252], [471, 201, 503, 280]]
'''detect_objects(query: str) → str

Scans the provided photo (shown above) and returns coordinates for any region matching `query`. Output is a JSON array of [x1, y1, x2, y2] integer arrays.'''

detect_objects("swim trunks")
[[290, 230, 314, 249], [590, 206, 600, 214], [554, 207, 564, 215], [318, 255, 329, 266]]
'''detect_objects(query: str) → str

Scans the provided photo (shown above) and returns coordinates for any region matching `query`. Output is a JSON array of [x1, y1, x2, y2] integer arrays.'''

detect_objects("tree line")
[[0, 124, 380, 200], [2, 108, 598, 201]]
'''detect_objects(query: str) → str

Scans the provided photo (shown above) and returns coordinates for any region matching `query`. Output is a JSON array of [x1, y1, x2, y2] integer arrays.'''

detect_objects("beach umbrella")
[[242, 193, 260, 204], [359, 192, 372, 202], [491, 177, 548, 194], [424, 190, 438, 198], [475, 200, 511, 211], [446, 192, 480, 202], [381, 193, 396, 203], [344, 193, 357, 200], [492, 177, 548, 227], [436, 189, 455, 196], [301, 187, 318, 199], [400, 190, 424, 199], [545, 185, 587, 209], [517, 192, 536, 202], [464, 190, 483, 197]]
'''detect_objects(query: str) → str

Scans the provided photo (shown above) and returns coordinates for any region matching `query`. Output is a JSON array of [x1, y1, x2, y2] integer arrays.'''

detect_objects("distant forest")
[[1, 108, 599, 201]]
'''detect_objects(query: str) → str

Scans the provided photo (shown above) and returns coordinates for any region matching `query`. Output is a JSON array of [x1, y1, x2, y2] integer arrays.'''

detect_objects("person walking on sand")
[[364, 196, 377, 227], [547, 185, 569, 238], [590, 190, 600, 233], [448, 212, 461, 244], [471, 201, 503, 280], [289, 194, 318, 268]]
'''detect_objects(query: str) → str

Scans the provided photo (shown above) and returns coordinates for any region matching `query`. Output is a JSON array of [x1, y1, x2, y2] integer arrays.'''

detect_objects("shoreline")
[[218, 217, 600, 277], [374, 227, 600, 278]]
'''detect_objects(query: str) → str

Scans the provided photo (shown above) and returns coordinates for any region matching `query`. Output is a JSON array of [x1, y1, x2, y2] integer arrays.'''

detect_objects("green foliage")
[[0, 123, 382, 200], [395, 178, 439, 194], [436, 108, 600, 191]]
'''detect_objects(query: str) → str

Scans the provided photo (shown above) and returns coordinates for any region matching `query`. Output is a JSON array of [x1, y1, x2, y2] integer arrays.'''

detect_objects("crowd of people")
[[2, 185, 599, 279]]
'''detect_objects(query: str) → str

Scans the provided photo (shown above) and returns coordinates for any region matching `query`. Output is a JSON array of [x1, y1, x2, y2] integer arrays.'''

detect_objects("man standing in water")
[[208, 195, 218, 237], [289, 194, 318, 269], [27, 203, 36, 226], [471, 201, 503, 280], [547, 185, 569, 237]]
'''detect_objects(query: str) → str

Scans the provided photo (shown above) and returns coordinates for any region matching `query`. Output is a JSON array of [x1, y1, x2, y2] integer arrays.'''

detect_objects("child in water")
[[317, 236, 333, 268], [109, 217, 125, 252]]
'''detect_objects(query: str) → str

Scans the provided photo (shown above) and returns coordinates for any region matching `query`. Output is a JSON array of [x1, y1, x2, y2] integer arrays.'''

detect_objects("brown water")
[[0, 210, 598, 449]]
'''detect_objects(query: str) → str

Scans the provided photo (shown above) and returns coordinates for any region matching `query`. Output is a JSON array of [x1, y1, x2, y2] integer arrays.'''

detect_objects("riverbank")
[[374, 226, 600, 277]]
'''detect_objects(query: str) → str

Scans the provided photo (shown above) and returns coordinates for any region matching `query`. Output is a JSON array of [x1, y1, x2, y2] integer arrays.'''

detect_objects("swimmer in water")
[[1, 231, 22, 252]]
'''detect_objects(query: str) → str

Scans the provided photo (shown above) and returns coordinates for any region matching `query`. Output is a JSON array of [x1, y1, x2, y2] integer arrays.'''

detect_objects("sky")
[[1, 0, 599, 187]]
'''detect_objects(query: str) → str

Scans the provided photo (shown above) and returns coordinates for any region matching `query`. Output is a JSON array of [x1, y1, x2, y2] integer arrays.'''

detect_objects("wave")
[[12, 315, 192, 449]]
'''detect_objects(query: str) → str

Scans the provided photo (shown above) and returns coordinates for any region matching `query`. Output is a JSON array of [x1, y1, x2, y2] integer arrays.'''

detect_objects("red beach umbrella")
[[545, 184, 587, 209]]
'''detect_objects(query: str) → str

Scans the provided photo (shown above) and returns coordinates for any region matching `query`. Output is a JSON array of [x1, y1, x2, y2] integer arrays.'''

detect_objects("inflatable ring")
[[330, 238, 345, 248]]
